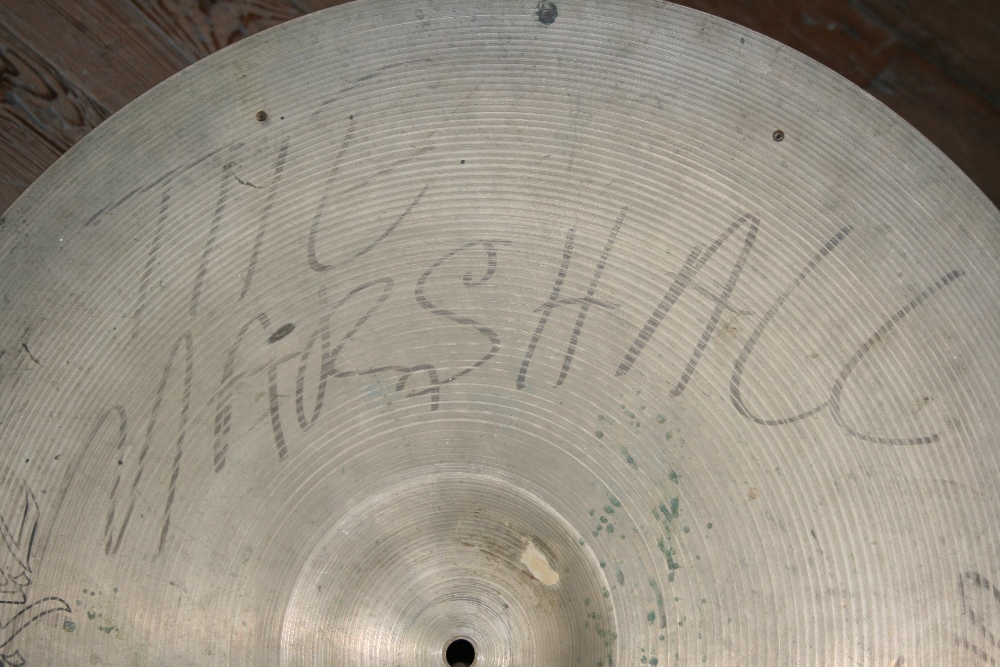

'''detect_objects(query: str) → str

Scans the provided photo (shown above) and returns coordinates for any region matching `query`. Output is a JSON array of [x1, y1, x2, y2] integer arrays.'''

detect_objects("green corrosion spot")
[[585, 597, 590, 605], [707, 522, 713, 529], [657, 538, 680, 570], [665, 430, 672, 440], [648, 577, 667, 629], [595, 430, 604, 439], [603, 505, 615, 515], [656, 414, 666, 423], [620, 447, 637, 468], [63, 620, 76, 632], [87, 611, 96, 620], [649, 659, 659, 666], [589, 508, 596, 516], [609, 496, 621, 507], [647, 611, 656, 622], [606, 524, 615, 534], [99, 625, 115, 634], [668, 469, 680, 483], [600, 515, 608, 524]]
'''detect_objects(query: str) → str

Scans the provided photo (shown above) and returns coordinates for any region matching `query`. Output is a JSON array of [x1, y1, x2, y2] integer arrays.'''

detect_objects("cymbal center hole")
[[445, 638, 476, 666]]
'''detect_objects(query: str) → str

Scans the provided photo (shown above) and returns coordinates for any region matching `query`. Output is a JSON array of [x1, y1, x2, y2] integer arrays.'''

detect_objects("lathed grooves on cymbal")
[[0, 0, 997, 665]]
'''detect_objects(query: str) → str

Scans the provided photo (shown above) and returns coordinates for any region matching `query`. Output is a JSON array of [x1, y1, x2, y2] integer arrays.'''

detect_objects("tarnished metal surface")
[[0, 0, 997, 664]]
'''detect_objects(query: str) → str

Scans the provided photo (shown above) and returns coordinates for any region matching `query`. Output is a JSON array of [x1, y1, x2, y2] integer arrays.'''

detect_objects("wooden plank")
[[867, 49, 1000, 207], [674, 0, 903, 87], [289, 0, 354, 16], [0, 23, 110, 212], [857, 0, 1000, 106], [128, 0, 311, 62], [0, 0, 190, 113], [0, 114, 62, 214]]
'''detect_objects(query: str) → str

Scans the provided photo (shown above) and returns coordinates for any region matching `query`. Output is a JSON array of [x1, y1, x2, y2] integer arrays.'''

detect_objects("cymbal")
[[0, 0, 997, 664]]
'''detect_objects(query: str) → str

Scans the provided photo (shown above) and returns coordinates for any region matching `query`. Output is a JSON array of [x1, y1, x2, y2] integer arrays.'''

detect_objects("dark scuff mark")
[[268, 323, 295, 344], [224, 162, 262, 189], [810, 527, 823, 556], [536, 1, 557, 24], [21, 343, 39, 365]]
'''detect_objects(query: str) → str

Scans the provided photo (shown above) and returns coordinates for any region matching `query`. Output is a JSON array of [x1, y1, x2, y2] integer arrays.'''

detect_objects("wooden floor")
[[1, 0, 998, 212]]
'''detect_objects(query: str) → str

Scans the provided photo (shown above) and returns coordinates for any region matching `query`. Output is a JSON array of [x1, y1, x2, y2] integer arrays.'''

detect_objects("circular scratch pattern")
[[0, 0, 997, 665]]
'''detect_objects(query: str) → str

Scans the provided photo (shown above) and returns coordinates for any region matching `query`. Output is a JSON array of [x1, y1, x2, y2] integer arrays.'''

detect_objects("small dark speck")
[[460, 159, 466, 164], [536, 0, 557, 24], [24, 459, 28, 464], [280, 116, 285, 120], [349, 114, 354, 120], [255, 110, 268, 122], [772, 129, 785, 142], [740, 37, 745, 44], [269, 323, 295, 344], [118, 460, 123, 466]]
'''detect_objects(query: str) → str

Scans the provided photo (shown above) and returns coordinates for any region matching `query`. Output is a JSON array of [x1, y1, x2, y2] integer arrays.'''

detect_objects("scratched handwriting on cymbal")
[[67, 106, 966, 557], [958, 571, 1000, 665], [0, 481, 71, 665]]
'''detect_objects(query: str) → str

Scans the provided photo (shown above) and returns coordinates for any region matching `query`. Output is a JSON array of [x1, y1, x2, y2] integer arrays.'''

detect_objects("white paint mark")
[[520, 541, 559, 585]]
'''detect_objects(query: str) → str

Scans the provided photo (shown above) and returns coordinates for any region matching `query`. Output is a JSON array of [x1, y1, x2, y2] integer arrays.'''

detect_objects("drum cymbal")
[[0, 0, 997, 664]]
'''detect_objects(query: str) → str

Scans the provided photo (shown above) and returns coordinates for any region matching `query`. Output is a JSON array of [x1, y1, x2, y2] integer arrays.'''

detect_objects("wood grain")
[[675, 0, 903, 87], [0, 0, 189, 111], [858, 0, 1000, 107], [129, 0, 311, 61], [0, 23, 110, 211], [867, 48, 1000, 207]]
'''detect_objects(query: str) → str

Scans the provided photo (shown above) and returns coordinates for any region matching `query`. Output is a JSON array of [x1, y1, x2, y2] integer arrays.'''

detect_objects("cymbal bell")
[[0, 0, 998, 664]]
